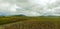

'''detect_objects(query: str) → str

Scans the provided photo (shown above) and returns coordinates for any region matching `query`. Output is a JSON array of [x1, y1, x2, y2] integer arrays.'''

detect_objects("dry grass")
[[0, 21, 60, 29], [0, 16, 60, 29]]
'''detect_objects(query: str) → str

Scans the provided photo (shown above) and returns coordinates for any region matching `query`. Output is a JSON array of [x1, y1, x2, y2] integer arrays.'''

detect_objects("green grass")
[[0, 16, 60, 29], [0, 16, 60, 25]]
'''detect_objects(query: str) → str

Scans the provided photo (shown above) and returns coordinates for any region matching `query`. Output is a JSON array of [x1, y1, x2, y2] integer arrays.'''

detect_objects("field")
[[0, 16, 60, 29]]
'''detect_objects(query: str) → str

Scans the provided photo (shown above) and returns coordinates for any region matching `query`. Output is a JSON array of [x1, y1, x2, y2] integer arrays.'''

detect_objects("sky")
[[0, 0, 60, 16]]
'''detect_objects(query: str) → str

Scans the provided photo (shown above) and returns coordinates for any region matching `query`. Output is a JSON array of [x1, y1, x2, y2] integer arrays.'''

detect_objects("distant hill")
[[13, 14, 25, 16]]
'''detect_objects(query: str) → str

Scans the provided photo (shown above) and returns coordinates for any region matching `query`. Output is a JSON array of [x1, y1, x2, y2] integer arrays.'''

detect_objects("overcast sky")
[[0, 0, 60, 16]]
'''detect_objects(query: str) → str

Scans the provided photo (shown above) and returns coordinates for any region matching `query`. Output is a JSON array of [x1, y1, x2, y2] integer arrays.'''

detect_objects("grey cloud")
[[0, 0, 60, 16]]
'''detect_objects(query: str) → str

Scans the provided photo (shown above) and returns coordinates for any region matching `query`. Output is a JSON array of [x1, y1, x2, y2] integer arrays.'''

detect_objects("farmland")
[[0, 16, 60, 29]]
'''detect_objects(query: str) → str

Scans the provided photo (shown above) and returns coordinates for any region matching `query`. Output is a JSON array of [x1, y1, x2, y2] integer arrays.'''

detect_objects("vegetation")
[[0, 16, 60, 29], [0, 16, 60, 25]]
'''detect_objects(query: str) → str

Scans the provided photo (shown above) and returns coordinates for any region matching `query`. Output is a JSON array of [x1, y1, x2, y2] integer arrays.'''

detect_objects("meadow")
[[0, 16, 60, 29]]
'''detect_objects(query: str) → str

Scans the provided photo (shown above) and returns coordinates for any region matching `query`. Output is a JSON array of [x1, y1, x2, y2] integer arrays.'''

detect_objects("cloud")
[[0, 0, 60, 16]]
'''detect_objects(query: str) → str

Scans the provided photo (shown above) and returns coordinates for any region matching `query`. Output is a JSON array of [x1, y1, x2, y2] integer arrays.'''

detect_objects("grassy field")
[[0, 16, 60, 24], [0, 16, 60, 29]]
